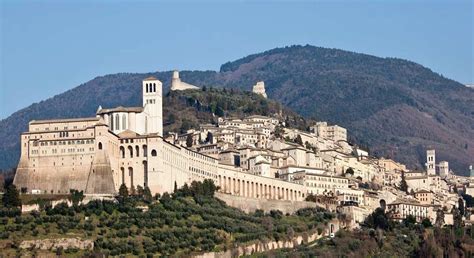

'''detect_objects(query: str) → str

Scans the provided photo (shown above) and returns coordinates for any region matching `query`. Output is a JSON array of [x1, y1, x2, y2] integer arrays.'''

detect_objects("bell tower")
[[426, 149, 436, 175], [142, 76, 163, 136]]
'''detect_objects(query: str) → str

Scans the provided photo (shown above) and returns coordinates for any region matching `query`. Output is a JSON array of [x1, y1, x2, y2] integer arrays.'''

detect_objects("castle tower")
[[252, 81, 267, 98], [142, 77, 163, 136], [170, 70, 199, 91], [171, 70, 180, 91], [439, 161, 449, 178], [426, 149, 436, 175]]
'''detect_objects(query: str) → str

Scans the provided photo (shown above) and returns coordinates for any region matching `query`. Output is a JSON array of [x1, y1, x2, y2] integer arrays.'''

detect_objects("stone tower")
[[170, 70, 199, 91], [439, 161, 449, 178], [426, 149, 436, 175], [142, 77, 163, 136], [252, 81, 267, 98]]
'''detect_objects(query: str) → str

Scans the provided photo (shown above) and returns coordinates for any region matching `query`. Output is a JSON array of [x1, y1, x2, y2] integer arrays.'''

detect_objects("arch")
[[380, 199, 387, 211], [153, 83, 156, 92], [128, 167, 134, 189], [120, 167, 125, 185], [128, 146, 133, 158], [151, 149, 157, 156], [115, 114, 120, 130], [143, 145, 148, 157], [120, 146, 125, 158], [98, 142, 103, 150], [135, 146, 140, 157], [109, 115, 114, 130], [122, 114, 127, 130], [143, 161, 148, 187]]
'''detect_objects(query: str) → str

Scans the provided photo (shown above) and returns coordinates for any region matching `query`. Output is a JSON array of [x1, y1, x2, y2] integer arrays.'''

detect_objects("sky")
[[0, 0, 472, 119]]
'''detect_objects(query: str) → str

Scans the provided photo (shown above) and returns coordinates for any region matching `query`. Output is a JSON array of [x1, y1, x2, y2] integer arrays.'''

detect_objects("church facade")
[[14, 75, 305, 201]]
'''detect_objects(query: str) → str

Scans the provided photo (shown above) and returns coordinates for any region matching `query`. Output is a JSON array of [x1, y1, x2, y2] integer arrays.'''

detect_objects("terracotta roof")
[[30, 117, 99, 125], [281, 146, 307, 151], [220, 149, 239, 154], [143, 76, 158, 81], [118, 130, 139, 138], [415, 189, 432, 194], [406, 176, 428, 180], [97, 106, 143, 115]]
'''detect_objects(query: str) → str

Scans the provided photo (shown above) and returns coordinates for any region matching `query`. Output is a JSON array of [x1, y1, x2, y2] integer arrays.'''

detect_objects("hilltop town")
[[9, 70, 474, 231]]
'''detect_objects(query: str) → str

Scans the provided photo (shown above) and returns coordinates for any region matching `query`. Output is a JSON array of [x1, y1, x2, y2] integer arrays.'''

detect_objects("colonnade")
[[217, 175, 302, 201]]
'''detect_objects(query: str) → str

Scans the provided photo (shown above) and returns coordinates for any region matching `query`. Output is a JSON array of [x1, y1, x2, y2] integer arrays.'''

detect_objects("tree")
[[345, 168, 354, 176], [435, 209, 445, 227], [421, 218, 432, 228], [403, 215, 417, 228], [274, 126, 284, 138], [295, 135, 303, 146], [461, 194, 474, 207], [458, 198, 465, 216], [119, 184, 129, 198], [205, 132, 213, 143], [0, 174, 4, 192], [143, 186, 153, 203], [136, 185, 144, 198], [399, 171, 408, 194], [2, 184, 21, 208], [186, 134, 193, 148], [452, 205, 463, 229], [69, 189, 84, 208], [364, 208, 390, 230]]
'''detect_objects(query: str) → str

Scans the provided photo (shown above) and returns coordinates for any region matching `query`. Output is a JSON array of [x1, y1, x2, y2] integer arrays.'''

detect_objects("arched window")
[[120, 167, 125, 185], [120, 146, 125, 158], [143, 161, 148, 187], [146, 83, 149, 93], [143, 145, 148, 157], [153, 83, 156, 92], [128, 146, 133, 158], [151, 149, 157, 156], [128, 167, 134, 188], [98, 142, 103, 150], [110, 115, 114, 130], [122, 114, 127, 130], [135, 146, 140, 157], [115, 114, 120, 130]]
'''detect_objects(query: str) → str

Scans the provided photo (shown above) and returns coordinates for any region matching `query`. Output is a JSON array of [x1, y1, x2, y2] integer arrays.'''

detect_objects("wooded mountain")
[[1, 45, 472, 174]]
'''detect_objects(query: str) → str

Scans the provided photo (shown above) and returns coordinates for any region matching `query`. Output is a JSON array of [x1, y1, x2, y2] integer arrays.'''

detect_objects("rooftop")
[[97, 106, 143, 115], [30, 117, 99, 125]]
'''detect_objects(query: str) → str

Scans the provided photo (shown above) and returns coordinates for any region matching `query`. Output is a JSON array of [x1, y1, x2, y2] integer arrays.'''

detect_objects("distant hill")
[[0, 45, 473, 174]]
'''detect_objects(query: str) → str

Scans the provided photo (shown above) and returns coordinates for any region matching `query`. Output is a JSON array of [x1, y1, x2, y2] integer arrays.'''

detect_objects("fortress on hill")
[[13, 74, 305, 201]]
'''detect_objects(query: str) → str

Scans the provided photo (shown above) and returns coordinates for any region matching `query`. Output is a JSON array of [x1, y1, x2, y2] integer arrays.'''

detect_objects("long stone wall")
[[214, 192, 323, 214], [193, 219, 341, 258]]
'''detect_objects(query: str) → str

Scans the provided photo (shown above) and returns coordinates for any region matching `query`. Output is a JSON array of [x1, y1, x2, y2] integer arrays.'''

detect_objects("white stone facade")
[[14, 75, 305, 201]]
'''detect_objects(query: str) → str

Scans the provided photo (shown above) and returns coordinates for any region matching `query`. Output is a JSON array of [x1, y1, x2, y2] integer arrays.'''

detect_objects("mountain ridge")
[[1, 45, 472, 174]]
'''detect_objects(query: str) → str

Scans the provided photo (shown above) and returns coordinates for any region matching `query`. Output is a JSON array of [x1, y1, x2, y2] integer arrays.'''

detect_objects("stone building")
[[170, 70, 200, 91], [252, 81, 267, 98], [310, 122, 347, 142], [14, 75, 306, 201]]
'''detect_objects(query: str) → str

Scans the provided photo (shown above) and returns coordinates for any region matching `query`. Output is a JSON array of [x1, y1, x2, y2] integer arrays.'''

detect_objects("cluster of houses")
[[167, 112, 473, 228]]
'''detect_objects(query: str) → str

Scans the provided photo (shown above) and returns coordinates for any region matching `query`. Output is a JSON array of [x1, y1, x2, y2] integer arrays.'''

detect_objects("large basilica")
[[13, 75, 305, 201]]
